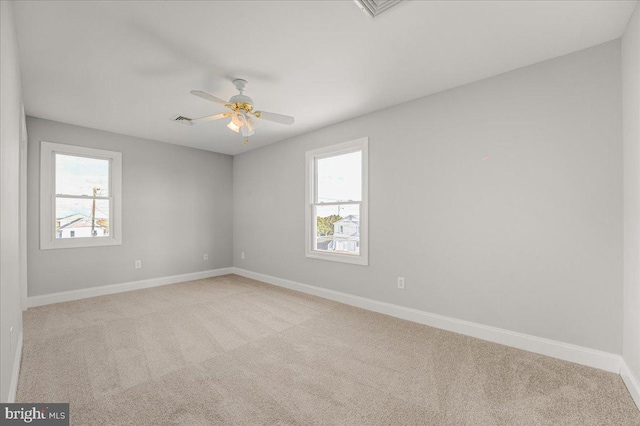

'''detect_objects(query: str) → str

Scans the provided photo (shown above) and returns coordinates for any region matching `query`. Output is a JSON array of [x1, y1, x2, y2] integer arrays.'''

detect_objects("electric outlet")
[[135, 260, 142, 269], [241, 252, 245, 260], [10, 326, 14, 352], [397, 277, 405, 289], [203, 254, 209, 261]]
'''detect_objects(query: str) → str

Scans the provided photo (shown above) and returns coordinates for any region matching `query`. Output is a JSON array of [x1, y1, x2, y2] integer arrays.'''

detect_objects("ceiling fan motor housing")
[[228, 94, 254, 112]]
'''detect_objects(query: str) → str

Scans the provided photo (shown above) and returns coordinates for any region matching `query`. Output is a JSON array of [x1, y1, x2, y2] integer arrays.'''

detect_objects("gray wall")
[[1, 1, 25, 402], [623, 3, 640, 381], [27, 117, 233, 297], [233, 41, 623, 354]]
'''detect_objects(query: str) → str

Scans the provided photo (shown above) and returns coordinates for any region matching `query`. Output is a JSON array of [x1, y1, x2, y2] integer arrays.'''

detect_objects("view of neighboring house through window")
[[306, 137, 368, 265], [55, 153, 110, 239], [40, 141, 122, 249]]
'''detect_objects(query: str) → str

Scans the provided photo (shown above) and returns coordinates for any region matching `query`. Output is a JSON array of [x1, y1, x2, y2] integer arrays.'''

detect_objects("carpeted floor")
[[17, 274, 640, 425]]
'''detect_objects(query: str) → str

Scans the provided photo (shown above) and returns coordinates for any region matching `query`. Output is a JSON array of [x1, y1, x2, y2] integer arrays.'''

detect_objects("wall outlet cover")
[[397, 277, 405, 289]]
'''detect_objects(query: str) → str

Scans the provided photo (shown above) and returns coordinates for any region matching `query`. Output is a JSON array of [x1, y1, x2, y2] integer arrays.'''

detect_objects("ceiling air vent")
[[171, 115, 194, 126], [353, 0, 406, 18]]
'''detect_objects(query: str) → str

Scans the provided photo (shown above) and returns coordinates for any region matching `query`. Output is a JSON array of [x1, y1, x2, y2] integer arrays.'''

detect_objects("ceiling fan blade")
[[191, 112, 232, 123], [190, 90, 228, 106], [254, 111, 294, 125]]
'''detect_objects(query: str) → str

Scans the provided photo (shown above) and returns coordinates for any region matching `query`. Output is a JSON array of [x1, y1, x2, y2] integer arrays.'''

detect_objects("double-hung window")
[[40, 141, 122, 249], [305, 137, 368, 265]]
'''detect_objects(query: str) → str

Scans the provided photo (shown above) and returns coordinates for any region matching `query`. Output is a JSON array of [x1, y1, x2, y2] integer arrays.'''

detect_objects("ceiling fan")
[[188, 79, 294, 145]]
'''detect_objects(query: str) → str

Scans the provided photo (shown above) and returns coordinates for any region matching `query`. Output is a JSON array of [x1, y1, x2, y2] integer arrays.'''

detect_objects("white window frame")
[[305, 137, 369, 266], [40, 141, 122, 250]]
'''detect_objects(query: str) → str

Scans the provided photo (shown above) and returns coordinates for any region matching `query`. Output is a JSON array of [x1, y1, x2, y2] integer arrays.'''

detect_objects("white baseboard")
[[27, 267, 234, 308], [621, 360, 640, 410], [232, 268, 622, 374], [7, 331, 23, 403]]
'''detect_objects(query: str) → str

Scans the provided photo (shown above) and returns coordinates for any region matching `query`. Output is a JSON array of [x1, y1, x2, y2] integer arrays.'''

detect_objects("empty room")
[[1, 0, 640, 424]]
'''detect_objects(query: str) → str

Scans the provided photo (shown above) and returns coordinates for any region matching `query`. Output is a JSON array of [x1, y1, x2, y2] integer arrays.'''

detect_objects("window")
[[40, 141, 122, 249], [305, 137, 368, 265]]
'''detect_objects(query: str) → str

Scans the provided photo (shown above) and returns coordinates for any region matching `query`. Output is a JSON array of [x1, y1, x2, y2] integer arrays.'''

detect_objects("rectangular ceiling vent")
[[171, 115, 194, 126], [353, 0, 406, 18]]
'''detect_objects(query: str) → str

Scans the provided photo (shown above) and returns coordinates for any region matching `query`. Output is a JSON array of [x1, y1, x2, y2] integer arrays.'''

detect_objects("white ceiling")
[[13, 0, 637, 156]]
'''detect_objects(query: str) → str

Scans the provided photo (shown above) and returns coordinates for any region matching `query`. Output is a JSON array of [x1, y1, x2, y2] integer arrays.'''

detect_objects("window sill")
[[41, 237, 122, 250], [305, 251, 368, 266]]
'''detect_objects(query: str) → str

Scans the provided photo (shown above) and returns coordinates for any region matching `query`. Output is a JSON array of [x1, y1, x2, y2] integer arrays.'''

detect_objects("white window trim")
[[40, 141, 122, 250], [305, 137, 369, 266]]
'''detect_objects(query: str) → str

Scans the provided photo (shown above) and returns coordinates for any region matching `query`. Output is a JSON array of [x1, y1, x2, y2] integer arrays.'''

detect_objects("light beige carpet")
[[17, 274, 640, 425]]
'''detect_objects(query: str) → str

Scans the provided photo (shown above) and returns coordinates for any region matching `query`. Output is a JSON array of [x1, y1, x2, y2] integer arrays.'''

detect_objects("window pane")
[[56, 197, 110, 239], [314, 204, 360, 254], [56, 154, 109, 196], [316, 151, 361, 203]]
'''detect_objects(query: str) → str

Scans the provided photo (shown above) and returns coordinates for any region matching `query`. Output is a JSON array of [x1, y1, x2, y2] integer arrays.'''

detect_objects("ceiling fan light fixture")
[[240, 126, 254, 137], [231, 111, 246, 127], [227, 120, 240, 133]]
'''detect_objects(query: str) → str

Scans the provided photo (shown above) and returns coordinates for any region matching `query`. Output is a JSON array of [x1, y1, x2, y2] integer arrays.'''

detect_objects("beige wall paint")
[[233, 41, 623, 354], [26, 117, 233, 297]]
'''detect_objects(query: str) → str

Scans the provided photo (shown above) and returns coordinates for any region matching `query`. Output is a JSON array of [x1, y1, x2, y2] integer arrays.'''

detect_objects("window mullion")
[[55, 194, 110, 200], [313, 201, 361, 207]]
